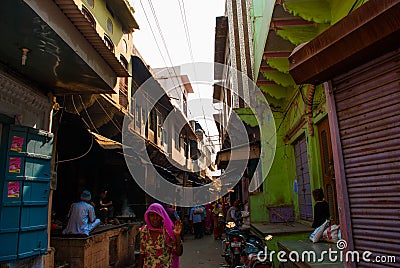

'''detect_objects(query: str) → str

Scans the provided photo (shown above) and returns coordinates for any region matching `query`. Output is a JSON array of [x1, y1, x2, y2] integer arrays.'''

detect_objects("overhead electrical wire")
[[94, 97, 123, 133], [56, 135, 94, 164], [56, 95, 96, 164], [137, 0, 183, 102], [79, 95, 99, 134], [71, 95, 92, 131], [177, 0, 195, 64], [140, 0, 193, 119], [63, 1, 219, 165], [176, 0, 212, 138]]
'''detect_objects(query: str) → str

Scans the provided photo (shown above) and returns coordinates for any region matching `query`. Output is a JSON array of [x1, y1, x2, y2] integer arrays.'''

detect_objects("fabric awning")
[[89, 130, 122, 150]]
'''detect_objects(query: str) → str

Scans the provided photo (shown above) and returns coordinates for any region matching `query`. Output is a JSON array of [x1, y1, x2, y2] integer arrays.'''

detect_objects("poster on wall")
[[7, 181, 20, 198], [8, 157, 21, 173], [10, 136, 24, 152]]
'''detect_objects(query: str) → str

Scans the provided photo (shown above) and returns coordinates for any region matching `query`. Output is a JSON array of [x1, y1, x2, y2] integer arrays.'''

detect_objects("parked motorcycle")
[[221, 221, 247, 268], [222, 222, 273, 268], [241, 235, 273, 268]]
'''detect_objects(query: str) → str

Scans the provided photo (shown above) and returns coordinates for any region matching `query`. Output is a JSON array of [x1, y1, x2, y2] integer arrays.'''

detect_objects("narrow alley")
[[0, 0, 399, 267]]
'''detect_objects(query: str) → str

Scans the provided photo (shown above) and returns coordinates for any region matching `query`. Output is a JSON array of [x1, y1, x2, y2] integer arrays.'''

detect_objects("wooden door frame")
[[317, 116, 339, 224]]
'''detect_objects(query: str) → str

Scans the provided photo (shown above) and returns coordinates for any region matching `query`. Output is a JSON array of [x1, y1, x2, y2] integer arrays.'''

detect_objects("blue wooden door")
[[0, 125, 53, 261]]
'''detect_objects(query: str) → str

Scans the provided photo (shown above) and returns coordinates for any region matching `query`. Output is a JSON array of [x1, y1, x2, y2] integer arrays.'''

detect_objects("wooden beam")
[[263, 51, 291, 59], [256, 80, 276, 86], [259, 66, 276, 72], [271, 18, 314, 29]]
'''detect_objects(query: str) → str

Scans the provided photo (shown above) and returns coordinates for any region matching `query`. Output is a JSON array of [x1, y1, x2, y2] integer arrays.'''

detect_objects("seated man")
[[95, 189, 117, 224], [63, 190, 100, 236]]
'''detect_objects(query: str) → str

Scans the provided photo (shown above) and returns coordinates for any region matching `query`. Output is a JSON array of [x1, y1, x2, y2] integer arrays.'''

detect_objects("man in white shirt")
[[63, 190, 100, 236]]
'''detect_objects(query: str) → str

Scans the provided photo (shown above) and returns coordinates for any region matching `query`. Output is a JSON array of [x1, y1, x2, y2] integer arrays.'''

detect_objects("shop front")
[[0, 69, 53, 266]]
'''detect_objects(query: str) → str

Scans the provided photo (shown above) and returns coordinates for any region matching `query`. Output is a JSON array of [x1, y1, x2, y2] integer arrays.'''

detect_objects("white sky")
[[129, 0, 226, 146]]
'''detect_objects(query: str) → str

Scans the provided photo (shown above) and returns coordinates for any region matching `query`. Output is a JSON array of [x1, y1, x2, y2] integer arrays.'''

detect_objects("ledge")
[[278, 240, 344, 267], [289, 0, 400, 85]]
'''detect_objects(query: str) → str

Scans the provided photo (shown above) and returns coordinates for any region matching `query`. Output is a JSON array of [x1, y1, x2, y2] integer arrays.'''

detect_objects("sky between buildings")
[[129, 0, 226, 147]]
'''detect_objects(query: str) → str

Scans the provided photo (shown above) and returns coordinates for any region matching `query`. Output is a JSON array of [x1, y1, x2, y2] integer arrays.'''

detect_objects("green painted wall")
[[249, 0, 368, 224], [251, 112, 293, 222], [76, 0, 126, 49], [251, 83, 329, 223]]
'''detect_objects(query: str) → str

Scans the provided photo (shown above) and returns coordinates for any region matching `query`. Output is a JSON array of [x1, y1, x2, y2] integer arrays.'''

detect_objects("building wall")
[[75, 0, 135, 109], [247, 0, 368, 223], [0, 71, 52, 131], [250, 82, 328, 223], [226, 0, 254, 107], [251, 0, 275, 76]]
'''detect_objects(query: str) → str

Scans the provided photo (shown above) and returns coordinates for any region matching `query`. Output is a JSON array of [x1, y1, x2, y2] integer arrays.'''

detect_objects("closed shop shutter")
[[332, 49, 400, 266]]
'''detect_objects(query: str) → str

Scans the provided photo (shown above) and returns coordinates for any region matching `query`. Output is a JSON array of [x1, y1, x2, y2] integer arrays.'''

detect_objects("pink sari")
[[144, 203, 180, 268]]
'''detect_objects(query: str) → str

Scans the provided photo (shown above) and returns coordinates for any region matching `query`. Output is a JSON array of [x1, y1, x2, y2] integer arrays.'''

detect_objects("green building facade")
[[247, 0, 368, 224]]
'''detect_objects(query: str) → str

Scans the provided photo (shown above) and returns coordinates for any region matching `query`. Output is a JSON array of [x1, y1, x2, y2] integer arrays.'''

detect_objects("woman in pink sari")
[[138, 203, 183, 268], [204, 203, 213, 235]]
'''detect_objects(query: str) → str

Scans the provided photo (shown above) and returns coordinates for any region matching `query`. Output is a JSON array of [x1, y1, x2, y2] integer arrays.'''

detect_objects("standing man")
[[226, 200, 242, 227], [63, 190, 101, 236], [189, 204, 206, 239]]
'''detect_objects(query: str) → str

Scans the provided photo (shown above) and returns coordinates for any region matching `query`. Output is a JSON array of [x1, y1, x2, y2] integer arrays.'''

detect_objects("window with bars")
[[157, 114, 164, 144], [86, 0, 94, 8], [106, 18, 113, 34]]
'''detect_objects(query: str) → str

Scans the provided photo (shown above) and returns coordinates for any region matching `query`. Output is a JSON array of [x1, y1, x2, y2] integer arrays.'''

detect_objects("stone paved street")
[[180, 233, 228, 268]]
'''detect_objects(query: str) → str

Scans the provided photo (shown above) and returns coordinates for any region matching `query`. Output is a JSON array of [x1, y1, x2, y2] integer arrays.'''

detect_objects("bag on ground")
[[322, 224, 340, 243], [309, 220, 330, 243]]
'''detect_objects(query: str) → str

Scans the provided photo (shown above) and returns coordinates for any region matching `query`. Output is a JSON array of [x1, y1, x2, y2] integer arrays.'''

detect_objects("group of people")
[[187, 200, 249, 241], [62, 190, 184, 267], [61, 187, 330, 268]]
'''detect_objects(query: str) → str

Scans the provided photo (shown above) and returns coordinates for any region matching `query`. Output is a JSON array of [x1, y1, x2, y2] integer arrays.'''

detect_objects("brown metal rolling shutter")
[[332, 49, 400, 267]]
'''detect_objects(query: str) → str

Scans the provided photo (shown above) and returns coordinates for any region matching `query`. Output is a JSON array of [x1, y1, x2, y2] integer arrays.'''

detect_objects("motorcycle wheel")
[[224, 254, 231, 265], [230, 254, 240, 268]]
